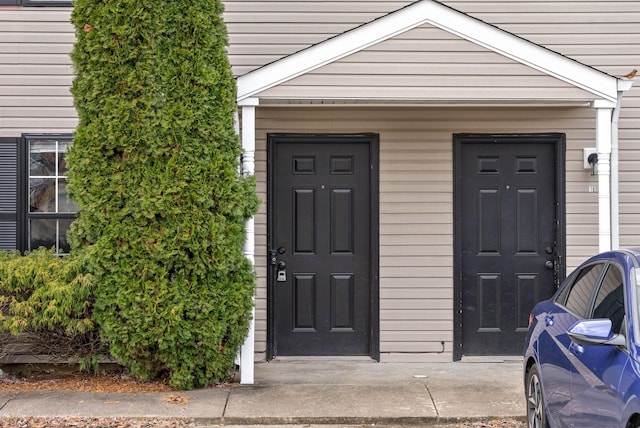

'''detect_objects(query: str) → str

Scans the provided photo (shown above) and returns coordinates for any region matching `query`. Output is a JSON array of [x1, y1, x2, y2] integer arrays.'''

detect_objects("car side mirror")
[[568, 318, 626, 347]]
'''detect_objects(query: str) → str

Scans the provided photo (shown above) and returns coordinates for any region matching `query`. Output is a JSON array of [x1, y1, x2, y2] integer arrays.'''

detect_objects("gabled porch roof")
[[236, 0, 625, 104]]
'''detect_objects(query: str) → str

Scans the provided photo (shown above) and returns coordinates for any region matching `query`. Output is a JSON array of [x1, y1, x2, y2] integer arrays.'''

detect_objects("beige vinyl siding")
[[0, 9, 76, 137], [256, 24, 597, 103], [0, 1, 637, 361], [252, 105, 600, 361]]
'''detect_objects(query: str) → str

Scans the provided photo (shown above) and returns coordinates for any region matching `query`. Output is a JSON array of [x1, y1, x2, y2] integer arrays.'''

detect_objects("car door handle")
[[545, 315, 554, 327], [569, 342, 584, 355]]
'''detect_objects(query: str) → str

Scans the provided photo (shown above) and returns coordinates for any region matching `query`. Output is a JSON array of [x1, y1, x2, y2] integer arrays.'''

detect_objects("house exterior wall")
[[252, 105, 600, 361], [0, 1, 638, 361]]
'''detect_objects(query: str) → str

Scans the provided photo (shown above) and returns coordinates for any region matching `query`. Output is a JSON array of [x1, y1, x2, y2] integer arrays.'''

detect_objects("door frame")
[[266, 133, 380, 360], [452, 133, 566, 360]]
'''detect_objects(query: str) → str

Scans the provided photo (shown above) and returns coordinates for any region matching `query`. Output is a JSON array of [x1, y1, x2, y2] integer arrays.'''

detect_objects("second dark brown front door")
[[268, 134, 377, 357]]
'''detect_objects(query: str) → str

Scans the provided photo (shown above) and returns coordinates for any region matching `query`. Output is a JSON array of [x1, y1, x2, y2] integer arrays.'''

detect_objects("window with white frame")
[[27, 136, 78, 253]]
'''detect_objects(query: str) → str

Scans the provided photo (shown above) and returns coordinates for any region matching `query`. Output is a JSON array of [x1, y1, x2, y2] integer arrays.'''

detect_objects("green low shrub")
[[0, 249, 103, 370]]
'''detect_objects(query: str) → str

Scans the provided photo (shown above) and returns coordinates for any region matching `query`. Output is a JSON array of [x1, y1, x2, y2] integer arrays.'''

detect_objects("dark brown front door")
[[268, 134, 379, 357], [454, 134, 564, 357]]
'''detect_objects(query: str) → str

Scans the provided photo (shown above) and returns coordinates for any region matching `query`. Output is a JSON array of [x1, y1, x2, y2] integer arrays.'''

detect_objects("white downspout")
[[238, 97, 259, 385], [594, 100, 614, 252], [611, 79, 634, 250]]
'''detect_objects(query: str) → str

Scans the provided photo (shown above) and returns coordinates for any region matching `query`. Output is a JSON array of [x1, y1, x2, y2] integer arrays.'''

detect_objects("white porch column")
[[594, 100, 615, 252], [238, 97, 259, 385]]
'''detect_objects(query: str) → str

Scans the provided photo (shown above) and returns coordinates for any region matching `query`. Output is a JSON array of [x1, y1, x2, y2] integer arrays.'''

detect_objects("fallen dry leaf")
[[163, 393, 190, 405]]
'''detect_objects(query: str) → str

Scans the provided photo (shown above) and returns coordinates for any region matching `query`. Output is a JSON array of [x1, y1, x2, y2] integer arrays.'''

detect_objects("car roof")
[[587, 248, 640, 266]]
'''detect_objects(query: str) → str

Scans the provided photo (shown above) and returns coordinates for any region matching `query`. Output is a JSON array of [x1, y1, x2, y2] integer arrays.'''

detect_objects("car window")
[[592, 265, 625, 335], [564, 263, 605, 317]]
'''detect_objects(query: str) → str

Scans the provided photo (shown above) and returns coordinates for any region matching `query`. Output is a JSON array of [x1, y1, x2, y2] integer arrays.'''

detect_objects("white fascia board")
[[236, 0, 619, 103]]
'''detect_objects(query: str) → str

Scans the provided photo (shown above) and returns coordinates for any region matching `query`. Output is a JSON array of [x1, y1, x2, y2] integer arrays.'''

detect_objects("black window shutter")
[[0, 138, 19, 250]]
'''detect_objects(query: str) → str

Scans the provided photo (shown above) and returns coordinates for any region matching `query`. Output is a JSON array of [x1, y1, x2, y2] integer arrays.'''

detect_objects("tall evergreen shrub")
[[68, 0, 259, 389]]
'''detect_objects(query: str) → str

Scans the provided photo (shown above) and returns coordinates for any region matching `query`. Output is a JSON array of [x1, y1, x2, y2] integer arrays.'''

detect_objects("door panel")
[[456, 135, 562, 356], [269, 134, 376, 356]]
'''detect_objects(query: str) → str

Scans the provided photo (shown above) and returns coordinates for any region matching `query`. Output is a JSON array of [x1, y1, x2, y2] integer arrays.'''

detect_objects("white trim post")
[[594, 100, 615, 252], [239, 98, 259, 385]]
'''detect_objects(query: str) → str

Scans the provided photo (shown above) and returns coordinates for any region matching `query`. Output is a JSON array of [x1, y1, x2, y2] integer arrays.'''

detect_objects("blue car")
[[524, 249, 640, 428]]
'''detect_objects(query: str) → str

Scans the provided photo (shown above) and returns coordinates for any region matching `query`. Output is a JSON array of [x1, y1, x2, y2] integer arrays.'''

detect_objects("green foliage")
[[68, 0, 259, 389], [0, 249, 103, 364]]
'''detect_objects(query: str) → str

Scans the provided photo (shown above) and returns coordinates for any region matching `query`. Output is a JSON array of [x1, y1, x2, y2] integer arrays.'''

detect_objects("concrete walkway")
[[0, 360, 526, 426]]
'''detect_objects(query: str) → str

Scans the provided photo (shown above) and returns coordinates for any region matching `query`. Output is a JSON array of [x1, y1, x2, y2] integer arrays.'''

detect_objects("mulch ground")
[[0, 370, 174, 394]]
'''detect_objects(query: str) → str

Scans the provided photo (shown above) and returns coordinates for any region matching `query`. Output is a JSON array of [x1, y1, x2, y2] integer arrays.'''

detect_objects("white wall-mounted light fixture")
[[583, 147, 599, 175]]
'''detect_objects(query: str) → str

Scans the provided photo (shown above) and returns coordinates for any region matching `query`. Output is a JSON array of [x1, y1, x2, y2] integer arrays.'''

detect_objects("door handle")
[[569, 342, 584, 355], [545, 260, 554, 270], [545, 315, 554, 327]]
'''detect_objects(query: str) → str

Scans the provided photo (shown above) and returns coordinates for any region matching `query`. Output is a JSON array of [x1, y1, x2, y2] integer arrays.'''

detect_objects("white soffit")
[[236, 0, 619, 103]]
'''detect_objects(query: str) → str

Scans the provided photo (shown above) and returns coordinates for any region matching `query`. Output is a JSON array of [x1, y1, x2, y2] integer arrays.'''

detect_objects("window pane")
[[58, 219, 73, 253], [58, 179, 79, 213], [592, 266, 624, 334], [565, 264, 604, 317], [30, 218, 57, 251], [30, 177, 56, 212], [29, 219, 73, 253], [30, 142, 56, 177], [58, 141, 71, 175]]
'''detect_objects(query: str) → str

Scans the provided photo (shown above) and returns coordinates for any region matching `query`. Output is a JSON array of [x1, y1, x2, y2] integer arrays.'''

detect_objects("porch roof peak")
[[236, 0, 620, 103]]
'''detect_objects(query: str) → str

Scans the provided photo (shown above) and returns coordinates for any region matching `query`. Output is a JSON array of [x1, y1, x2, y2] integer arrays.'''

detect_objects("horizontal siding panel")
[[0, 10, 72, 22], [449, 2, 640, 13], [318, 62, 536, 75], [382, 298, 453, 310], [0, 96, 73, 107], [381, 342, 451, 352], [380, 353, 452, 363], [277, 74, 580, 88], [0, 43, 72, 54], [381, 288, 452, 299], [380, 213, 451, 224], [0, 21, 73, 32], [381, 309, 453, 321], [0, 33, 74, 44], [381, 267, 452, 278], [0, 107, 76, 117], [0, 75, 72, 85], [381, 278, 453, 288], [381, 331, 453, 342], [224, 11, 385, 24], [0, 53, 72, 64], [381, 193, 451, 203], [381, 202, 450, 213], [224, 2, 409, 13], [380, 229, 453, 239], [380, 245, 453, 257], [381, 255, 452, 267], [0, 86, 71, 96], [0, 64, 73, 74]]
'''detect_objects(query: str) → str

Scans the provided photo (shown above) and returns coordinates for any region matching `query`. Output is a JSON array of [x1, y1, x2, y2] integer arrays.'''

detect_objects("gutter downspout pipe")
[[611, 79, 634, 250]]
